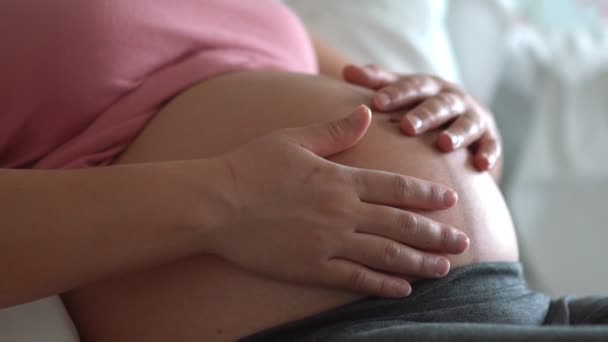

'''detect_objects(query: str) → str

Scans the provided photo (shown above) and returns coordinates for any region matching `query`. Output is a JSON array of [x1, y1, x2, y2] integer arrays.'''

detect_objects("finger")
[[473, 132, 501, 171], [400, 92, 467, 136], [343, 64, 399, 89], [336, 234, 451, 278], [324, 259, 412, 298], [351, 169, 458, 210], [374, 75, 443, 112], [357, 204, 469, 254], [436, 112, 485, 152], [291, 105, 371, 157]]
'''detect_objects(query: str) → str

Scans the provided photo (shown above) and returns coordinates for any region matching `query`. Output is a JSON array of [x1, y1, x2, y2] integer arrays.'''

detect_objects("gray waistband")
[[243, 262, 551, 341]]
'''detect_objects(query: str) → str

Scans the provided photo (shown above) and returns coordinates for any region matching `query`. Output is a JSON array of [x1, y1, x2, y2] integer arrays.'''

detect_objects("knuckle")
[[324, 164, 349, 183], [338, 172, 358, 196], [398, 212, 419, 237], [391, 76, 417, 95], [419, 254, 432, 273], [382, 85, 401, 100], [382, 242, 402, 266], [428, 185, 444, 205], [416, 99, 448, 120], [350, 268, 370, 292], [318, 164, 350, 187], [439, 93, 463, 111], [416, 181, 432, 200], [452, 114, 476, 133], [453, 96, 468, 113], [302, 165, 324, 184], [378, 277, 395, 295], [436, 93, 453, 106], [393, 175, 414, 199], [304, 163, 331, 183], [420, 75, 442, 92], [317, 195, 351, 218], [406, 78, 426, 95], [418, 98, 443, 117], [310, 230, 333, 253], [427, 95, 457, 120], [326, 121, 346, 143], [440, 225, 452, 250], [351, 171, 370, 195], [377, 277, 390, 296], [316, 178, 357, 218], [412, 105, 434, 121], [399, 79, 417, 93], [462, 115, 483, 134], [424, 98, 443, 112]]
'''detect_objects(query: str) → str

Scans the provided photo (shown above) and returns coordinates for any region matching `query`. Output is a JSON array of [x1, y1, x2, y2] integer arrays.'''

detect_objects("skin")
[[0, 30, 500, 309], [0, 36, 481, 308], [63, 71, 518, 342], [344, 65, 503, 177], [311, 33, 503, 175], [0, 18, 508, 342], [0, 163, 223, 308], [0, 107, 464, 309]]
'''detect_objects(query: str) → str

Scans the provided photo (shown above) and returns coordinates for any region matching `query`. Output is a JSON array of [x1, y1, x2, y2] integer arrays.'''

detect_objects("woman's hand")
[[206, 106, 469, 298], [343, 65, 501, 171]]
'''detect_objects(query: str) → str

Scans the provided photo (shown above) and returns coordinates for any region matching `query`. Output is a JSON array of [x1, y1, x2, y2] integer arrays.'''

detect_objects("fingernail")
[[451, 230, 470, 251], [393, 281, 412, 297], [433, 257, 450, 277], [375, 92, 391, 108], [406, 115, 423, 133], [445, 132, 463, 148], [356, 104, 371, 115], [350, 105, 371, 122], [443, 190, 458, 207]]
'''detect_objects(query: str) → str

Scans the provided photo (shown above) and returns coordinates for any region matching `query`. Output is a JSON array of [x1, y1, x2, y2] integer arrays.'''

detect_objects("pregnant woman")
[[1, 1, 607, 341]]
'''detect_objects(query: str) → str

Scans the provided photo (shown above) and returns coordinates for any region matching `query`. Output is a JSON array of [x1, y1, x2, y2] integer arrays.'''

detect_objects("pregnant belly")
[[64, 71, 518, 342]]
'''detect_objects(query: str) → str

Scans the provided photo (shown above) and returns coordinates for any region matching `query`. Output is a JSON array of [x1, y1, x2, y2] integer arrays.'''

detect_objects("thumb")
[[291, 105, 372, 157]]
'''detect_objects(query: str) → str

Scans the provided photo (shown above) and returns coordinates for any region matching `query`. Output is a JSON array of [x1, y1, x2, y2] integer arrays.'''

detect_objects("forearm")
[[0, 160, 230, 308]]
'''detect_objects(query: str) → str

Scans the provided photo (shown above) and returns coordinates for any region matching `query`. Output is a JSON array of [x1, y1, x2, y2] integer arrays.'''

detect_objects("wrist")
[[173, 157, 239, 256]]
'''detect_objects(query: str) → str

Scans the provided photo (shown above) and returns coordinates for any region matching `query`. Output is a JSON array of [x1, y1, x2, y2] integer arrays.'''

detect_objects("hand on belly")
[[64, 71, 519, 342]]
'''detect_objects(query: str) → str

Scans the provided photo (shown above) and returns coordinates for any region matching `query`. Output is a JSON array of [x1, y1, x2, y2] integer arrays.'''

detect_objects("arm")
[[0, 161, 229, 308], [1, 109, 466, 308]]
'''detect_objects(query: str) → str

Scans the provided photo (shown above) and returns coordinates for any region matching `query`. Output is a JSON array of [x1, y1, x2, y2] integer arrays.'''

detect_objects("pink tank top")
[[0, 0, 317, 168]]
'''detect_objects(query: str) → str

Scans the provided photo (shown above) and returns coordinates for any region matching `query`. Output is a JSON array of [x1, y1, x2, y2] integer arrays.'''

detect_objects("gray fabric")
[[546, 296, 608, 325], [317, 323, 608, 341], [242, 263, 608, 341]]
